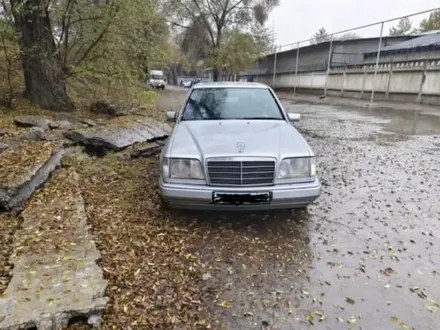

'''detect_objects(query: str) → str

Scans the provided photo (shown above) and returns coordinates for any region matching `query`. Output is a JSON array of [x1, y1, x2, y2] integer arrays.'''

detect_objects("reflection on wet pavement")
[[282, 100, 440, 330]]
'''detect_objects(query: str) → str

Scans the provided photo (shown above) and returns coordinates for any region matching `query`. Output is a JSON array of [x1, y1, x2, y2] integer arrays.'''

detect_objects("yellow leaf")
[[218, 300, 232, 308], [425, 304, 438, 313], [400, 321, 410, 329], [348, 316, 357, 324]]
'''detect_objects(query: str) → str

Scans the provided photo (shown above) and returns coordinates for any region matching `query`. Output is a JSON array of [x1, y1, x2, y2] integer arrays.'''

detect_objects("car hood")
[[167, 120, 312, 160]]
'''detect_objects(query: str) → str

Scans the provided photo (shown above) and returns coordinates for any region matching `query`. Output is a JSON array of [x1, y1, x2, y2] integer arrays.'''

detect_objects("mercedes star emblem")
[[236, 142, 245, 153]]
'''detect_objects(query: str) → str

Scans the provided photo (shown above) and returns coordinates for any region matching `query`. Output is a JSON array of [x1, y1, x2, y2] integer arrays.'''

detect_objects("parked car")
[[159, 82, 321, 210], [192, 77, 211, 86], [180, 77, 195, 88]]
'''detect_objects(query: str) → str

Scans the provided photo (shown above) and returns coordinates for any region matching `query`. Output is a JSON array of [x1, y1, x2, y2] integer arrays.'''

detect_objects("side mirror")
[[288, 113, 301, 122], [166, 111, 177, 122]]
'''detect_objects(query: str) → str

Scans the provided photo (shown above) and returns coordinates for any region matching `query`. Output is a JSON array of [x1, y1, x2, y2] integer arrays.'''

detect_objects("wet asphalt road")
[[160, 89, 440, 330]]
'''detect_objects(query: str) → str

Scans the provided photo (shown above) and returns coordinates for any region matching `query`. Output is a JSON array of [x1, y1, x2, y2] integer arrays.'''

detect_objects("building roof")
[[263, 35, 416, 59], [193, 82, 268, 89], [365, 31, 440, 56]]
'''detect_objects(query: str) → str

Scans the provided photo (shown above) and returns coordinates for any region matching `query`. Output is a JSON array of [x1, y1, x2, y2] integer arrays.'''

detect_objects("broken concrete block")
[[0, 141, 63, 211], [64, 118, 171, 152], [22, 127, 46, 141], [49, 120, 78, 130], [14, 115, 52, 130], [0, 169, 108, 330]]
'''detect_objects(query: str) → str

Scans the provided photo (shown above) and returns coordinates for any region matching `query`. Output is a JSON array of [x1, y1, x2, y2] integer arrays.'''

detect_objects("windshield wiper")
[[242, 117, 283, 120]]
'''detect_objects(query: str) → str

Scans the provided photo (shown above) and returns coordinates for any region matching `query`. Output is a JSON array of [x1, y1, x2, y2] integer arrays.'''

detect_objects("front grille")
[[207, 160, 276, 186]]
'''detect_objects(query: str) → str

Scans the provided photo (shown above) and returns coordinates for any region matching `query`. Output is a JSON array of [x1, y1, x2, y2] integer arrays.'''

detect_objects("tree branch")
[[71, 3, 120, 69], [190, 0, 215, 45], [226, 0, 246, 15], [169, 20, 189, 29]]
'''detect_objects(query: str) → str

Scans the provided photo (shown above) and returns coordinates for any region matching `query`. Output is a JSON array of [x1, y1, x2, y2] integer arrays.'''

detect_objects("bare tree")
[[168, 0, 279, 81]]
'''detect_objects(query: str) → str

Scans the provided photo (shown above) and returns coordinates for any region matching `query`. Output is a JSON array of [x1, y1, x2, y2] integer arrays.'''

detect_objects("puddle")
[[284, 100, 440, 137]]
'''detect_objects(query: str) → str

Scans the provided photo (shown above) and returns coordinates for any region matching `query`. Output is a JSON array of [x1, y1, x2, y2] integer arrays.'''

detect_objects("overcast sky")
[[269, 0, 440, 47]]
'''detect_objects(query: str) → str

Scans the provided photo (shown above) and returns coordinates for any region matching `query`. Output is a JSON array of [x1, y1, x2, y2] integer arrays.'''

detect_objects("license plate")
[[212, 192, 272, 205]]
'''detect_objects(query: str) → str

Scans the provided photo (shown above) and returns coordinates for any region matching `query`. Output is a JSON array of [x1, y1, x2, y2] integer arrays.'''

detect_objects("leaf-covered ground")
[[0, 140, 56, 189], [71, 151, 310, 329], [0, 213, 19, 294]]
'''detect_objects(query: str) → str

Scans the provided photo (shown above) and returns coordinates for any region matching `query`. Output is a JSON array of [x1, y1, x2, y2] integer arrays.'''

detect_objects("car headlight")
[[277, 157, 316, 179], [162, 158, 205, 180]]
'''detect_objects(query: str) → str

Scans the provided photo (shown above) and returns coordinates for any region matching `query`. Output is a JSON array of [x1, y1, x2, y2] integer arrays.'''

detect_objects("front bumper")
[[159, 180, 321, 210]]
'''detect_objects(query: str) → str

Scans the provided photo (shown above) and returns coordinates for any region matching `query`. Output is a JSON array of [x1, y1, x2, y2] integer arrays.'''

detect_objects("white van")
[[149, 70, 166, 90]]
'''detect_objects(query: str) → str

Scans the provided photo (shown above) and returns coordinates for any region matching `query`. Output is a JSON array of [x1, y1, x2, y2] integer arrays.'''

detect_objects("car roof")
[[192, 81, 268, 89]]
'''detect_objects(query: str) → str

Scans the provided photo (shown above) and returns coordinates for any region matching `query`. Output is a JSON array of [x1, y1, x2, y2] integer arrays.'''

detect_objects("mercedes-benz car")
[[159, 82, 321, 210]]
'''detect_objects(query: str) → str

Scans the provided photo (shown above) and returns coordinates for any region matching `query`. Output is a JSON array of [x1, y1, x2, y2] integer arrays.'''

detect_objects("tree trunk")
[[213, 66, 219, 82], [171, 64, 178, 85], [11, 0, 73, 111]]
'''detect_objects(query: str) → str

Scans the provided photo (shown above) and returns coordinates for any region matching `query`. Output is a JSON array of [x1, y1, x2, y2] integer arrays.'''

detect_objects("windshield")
[[151, 75, 163, 80], [181, 88, 284, 121]]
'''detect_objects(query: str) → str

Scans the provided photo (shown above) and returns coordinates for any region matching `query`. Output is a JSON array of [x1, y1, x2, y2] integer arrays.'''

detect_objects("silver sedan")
[[159, 82, 321, 210]]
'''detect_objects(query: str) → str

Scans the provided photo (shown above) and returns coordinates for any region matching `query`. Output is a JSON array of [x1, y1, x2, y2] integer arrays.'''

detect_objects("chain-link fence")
[[239, 7, 440, 105]]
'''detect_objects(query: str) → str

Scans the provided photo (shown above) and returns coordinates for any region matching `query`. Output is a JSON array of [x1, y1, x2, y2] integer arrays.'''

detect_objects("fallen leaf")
[[418, 291, 428, 299], [425, 304, 439, 313], [410, 286, 420, 292], [202, 273, 212, 281], [399, 321, 410, 329], [347, 316, 357, 324], [314, 311, 325, 321], [314, 311, 324, 317], [218, 300, 232, 308], [346, 297, 356, 305]]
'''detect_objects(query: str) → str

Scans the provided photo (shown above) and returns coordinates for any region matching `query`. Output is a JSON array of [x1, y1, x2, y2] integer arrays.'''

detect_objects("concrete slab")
[[0, 141, 63, 211], [14, 116, 52, 130], [64, 118, 171, 151], [0, 169, 108, 330]]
